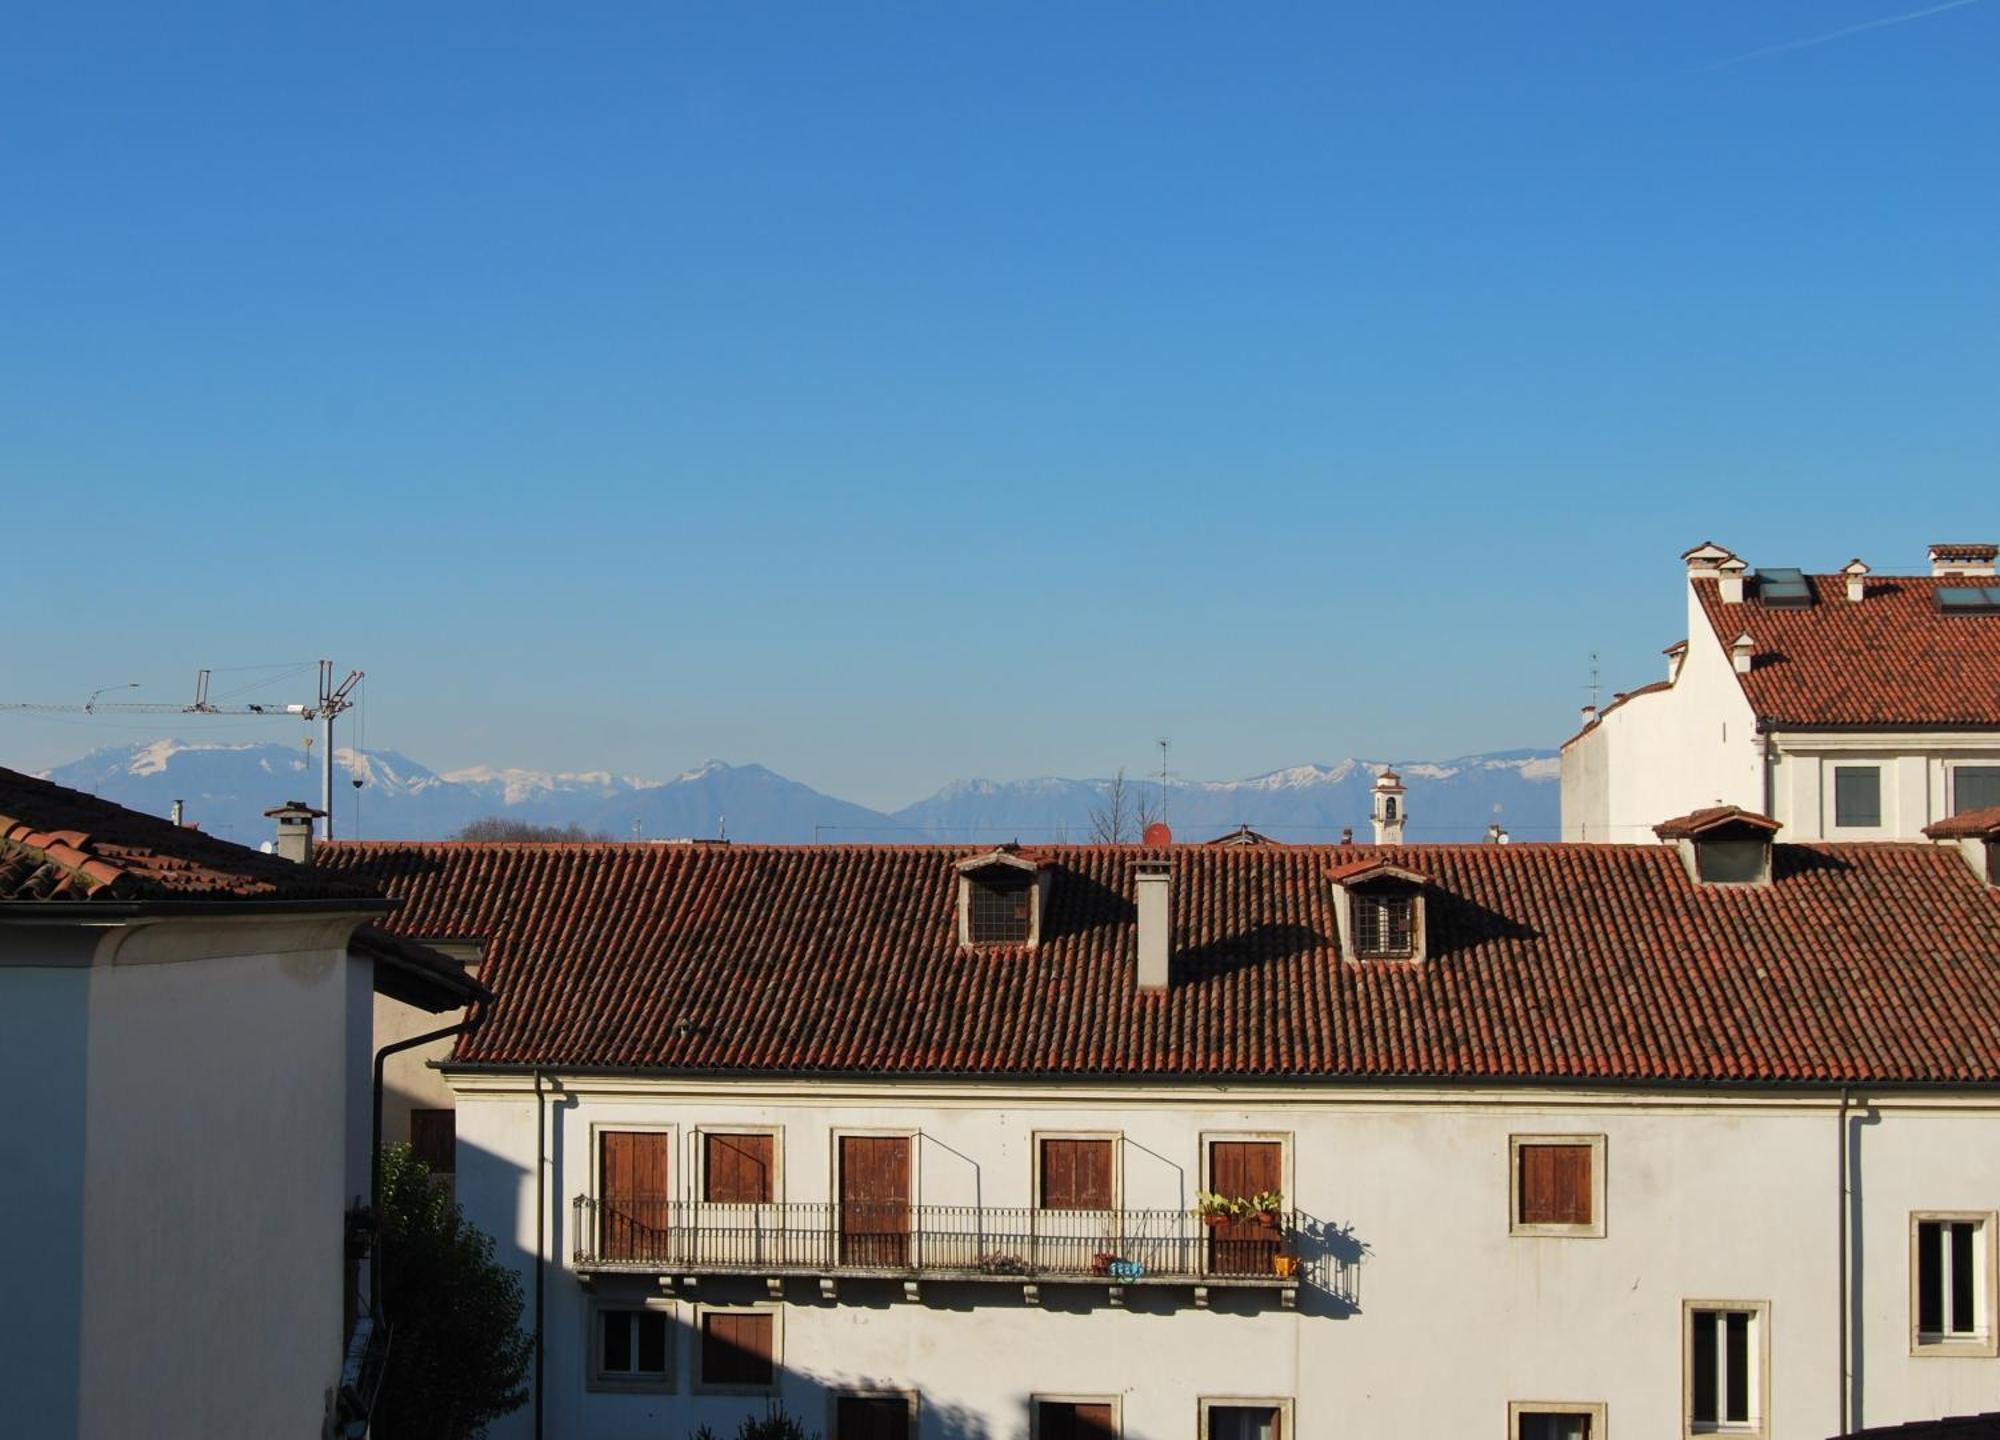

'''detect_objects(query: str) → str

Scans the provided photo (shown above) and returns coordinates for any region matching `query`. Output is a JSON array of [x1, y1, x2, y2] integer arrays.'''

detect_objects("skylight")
[[1936, 586, 2000, 615], [1756, 567, 1813, 608]]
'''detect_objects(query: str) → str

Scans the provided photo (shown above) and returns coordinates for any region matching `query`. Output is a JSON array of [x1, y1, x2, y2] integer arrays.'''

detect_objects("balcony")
[[572, 1199, 1302, 1307]]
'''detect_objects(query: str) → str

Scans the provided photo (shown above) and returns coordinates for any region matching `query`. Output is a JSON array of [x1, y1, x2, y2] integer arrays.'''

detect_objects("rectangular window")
[[834, 1392, 916, 1440], [1513, 1409, 1600, 1440], [699, 1309, 774, 1388], [1913, 1213, 1993, 1352], [1039, 1137, 1114, 1211], [1511, 1135, 1605, 1237], [967, 872, 1033, 943], [1686, 1303, 1765, 1434], [703, 1132, 775, 1204], [599, 1130, 671, 1262], [1833, 765, 1882, 828], [1202, 1402, 1286, 1440], [408, 1108, 455, 1176], [1036, 1398, 1118, 1440], [1954, 766, 2000, 814], [1354, 893, 1414, 957], [591, 1302, 672, 1390], [1206, 1139, 1285, 1276]]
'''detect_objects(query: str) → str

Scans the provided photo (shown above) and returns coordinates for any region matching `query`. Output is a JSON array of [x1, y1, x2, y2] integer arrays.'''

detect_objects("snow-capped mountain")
[[30, 741, 1559, 845]]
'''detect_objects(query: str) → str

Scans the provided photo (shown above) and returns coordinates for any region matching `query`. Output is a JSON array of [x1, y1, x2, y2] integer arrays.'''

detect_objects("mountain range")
[[34, 739, 1560, 847]]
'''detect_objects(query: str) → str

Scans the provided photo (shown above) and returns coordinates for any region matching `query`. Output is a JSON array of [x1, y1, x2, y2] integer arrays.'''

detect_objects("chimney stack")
[[170, 799, 184, 827], [1843, 558, 1870, 602], [264, 800, 326, 867], [1135, 823, 1172, 991], [1732, 632, 1755, 675], [1930, 543, 1999, 578], [1371, 770, 1406, 845], [1716, 555, 1749, 604]]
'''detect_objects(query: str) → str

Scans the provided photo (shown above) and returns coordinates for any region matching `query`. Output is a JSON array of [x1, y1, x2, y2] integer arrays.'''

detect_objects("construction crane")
[[2, 659, 365, 840]]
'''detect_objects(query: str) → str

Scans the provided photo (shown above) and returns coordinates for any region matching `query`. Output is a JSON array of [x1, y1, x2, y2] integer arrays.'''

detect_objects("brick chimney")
[[264, 800, 326, 866]]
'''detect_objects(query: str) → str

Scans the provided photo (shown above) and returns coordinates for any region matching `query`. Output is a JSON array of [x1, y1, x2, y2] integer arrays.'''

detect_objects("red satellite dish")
[[1142, 822, 1173, 847]]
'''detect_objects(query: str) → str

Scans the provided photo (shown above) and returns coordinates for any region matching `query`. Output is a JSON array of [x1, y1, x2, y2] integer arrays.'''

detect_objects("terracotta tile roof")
[[1696, 575, 2000, 728], [1838, 1414, 2000, 1440], [1652, 806, 1782, 840], [1925, 807, 2000, 841], [350, 925, 490, 1013], [0, 767, 384, 907], [317, 839, 2000, 1084]]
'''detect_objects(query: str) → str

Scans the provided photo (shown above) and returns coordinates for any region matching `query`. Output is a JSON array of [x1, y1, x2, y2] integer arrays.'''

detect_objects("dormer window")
[[954, 848, 1048, 948], [1329, 859, 1428, 963], [1353, 893, 1414, 957], [967, 870, 1032, 943], [1653, 807, 1780, 887], [1921, 807, 2000, 886]]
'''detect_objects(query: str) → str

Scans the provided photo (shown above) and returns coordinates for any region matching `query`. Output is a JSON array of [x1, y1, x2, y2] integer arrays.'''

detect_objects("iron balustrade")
[[571, 1197, 1294, 1282]]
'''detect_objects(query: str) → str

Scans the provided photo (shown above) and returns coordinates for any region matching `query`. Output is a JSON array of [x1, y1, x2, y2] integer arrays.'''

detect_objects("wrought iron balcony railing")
[[572, 1198, 1298, 1287]]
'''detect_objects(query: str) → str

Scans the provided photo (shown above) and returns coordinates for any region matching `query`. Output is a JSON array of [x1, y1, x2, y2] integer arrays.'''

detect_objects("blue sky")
[[3, 1, 1996, 808]]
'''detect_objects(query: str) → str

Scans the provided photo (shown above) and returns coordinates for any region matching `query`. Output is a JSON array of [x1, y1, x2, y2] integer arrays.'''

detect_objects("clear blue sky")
[[3, 1, 1996, 808]]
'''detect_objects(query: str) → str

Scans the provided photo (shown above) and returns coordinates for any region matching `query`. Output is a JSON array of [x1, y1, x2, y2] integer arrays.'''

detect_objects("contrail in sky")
[[1710, 0, 1983, 68]]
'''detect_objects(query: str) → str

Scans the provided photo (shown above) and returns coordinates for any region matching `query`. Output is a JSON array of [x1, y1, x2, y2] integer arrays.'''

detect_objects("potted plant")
[[1194, 1191, 1243, 1227], [1248, 1189, 1285, 1228], [1091, 1251, 1115, 1275]]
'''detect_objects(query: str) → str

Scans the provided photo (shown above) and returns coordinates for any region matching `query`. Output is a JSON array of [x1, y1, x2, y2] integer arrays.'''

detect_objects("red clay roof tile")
[[319, 839, 2000, 1084]]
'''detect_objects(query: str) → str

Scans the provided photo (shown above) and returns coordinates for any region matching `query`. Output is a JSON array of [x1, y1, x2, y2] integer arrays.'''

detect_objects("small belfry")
[[1371, 768, 1406, 845]]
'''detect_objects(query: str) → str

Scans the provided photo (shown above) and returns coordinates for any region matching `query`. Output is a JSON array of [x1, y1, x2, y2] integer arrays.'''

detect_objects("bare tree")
[[451, 818, 610, 842], [1089, 769, 1136, 845]]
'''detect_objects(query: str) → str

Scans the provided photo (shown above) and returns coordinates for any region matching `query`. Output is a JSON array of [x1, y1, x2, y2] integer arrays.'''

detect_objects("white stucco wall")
[[1767, 737, 2000, 842], [453, 1076, 2000, 1440], [63, 915, 364, 1440]]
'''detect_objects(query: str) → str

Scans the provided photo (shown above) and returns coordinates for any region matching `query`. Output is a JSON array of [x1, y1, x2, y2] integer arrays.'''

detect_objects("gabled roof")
[[1695, 575, 2000, 728], [0, 767, 384, 908], [954, 845, 1043, 874], [319, 839, 2000, 1085], [1205, 825, 1279, 847], [1652, 806, 1782, 841], [1326, 857, 1427, 885], [1925, 806, 2000, 841], [350, 926, 490, 1013]]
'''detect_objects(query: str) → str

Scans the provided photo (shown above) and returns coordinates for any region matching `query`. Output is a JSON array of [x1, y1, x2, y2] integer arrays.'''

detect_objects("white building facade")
[[326, 829, 2000, 1440], [1562, 542, 2000, 843]]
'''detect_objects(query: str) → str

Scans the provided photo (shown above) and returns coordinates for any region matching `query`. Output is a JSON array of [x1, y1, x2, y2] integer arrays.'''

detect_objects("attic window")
[[966, 871, 1033, 943], [1654, 807, 1779, 887], [1354, 894, 1414, 958], [1936, 586, 2000, 615], [1755, 567, 1813, 608]]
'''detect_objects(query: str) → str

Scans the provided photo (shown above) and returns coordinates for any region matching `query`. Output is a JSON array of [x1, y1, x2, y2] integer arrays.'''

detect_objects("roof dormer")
[[954, 847, 1049, 947], [1329, 857, 1428, 964], [1653, 806, 1780, 886], [1922, 807, 2000, 886]]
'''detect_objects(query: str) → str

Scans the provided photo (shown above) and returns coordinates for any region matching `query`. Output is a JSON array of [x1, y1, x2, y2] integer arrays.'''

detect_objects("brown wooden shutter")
[[1207, 1140, 1282, 1275], [1519, 1143, 1591, 1225], [701, 1311, 773, 1385], [704, 1132, 775, 1204], [1039, 1401, 1116, 1440], [408, 1109, 455, 1174], [600, 1130, 670, 1260], [1040, 1138, 1113, 1210], [839, 1136, 911, 1267]]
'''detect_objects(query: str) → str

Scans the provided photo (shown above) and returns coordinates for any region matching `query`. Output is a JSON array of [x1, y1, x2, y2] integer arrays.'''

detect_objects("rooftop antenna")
[[718, 812, 727, 843], [1587, 651, 1601, 710], [1157, 737, 1171, 824]]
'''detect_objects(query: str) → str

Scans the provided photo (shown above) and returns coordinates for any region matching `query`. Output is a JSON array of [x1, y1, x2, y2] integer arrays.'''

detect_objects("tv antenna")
[[1, 659, 364, 841]]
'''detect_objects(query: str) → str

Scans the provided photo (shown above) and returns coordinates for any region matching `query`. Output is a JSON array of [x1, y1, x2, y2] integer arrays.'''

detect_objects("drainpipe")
[[1837, 1085, 1852, 1436], [1761, 730, 1776, 821], [534, 1068, 547, 1440], [370, 1009, 484, 1304]]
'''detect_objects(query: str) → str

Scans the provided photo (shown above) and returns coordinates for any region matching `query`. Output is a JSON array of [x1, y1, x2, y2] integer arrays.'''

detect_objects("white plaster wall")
[[374, 987, 465, 1147], [75, 925, 357, 1440], [454, 1079, 2000, 1440], [1562, 614, 1762, 842], [1770, 739, 2000, 841]]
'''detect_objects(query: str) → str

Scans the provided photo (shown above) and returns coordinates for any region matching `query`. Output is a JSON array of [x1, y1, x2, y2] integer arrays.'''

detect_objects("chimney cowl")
[[263, 799, 326, 867], [1843, 558, 1870, 602], [1716, 556, 1749, 604], [1731, 632, 1755, 675], [1930, 543, 1999, 578]]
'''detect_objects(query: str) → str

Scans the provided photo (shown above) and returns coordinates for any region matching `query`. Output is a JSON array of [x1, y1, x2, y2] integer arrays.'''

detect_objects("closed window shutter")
[[409, 1108, 455, 1174], [1519, 1144, 1590, 1225], [601, 1131, 670, 1260], [702, 1312, 773, 1385], [704, 1132, 774, 1204], [1041, 1139, 1113, 1209]]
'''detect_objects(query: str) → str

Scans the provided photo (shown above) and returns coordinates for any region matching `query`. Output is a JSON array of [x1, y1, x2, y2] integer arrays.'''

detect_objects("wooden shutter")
[[701, 1311, 773, 1385], [408, 1108, 455, 1175], [600, 1130, 670, 1260], [1041, 1401, 1117, 1440], [1207, 1140, 1282, 1275], [1519, 1143, 1591, 1226], [1040, 1138, 1113, 1210], [839, 1136, 911, 1267], [704, 1132, 775, 1204]]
